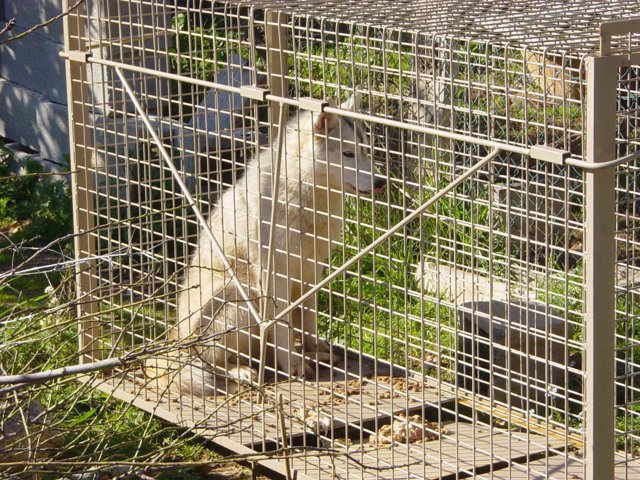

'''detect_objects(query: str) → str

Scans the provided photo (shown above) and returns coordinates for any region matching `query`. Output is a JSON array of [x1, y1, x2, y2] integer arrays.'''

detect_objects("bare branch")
[[0, 248, 130, 281], [2, 445, 420, 471], [0, 356, 138, 385]]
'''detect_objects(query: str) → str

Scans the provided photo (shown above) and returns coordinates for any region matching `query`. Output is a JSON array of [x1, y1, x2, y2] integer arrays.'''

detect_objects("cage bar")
[[63, 0, 100, 364], [58, 1, 640, 478]]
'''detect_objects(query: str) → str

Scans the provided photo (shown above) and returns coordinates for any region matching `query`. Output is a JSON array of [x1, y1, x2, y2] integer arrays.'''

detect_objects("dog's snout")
[[373, 176, 386, 193]]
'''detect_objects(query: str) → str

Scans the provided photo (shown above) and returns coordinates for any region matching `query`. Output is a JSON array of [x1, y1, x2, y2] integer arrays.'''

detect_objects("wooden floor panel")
[[87, 353, 637, 479]]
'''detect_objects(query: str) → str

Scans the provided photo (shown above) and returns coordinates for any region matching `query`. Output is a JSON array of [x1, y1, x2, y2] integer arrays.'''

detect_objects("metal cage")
[[62, 1, 640, 478]]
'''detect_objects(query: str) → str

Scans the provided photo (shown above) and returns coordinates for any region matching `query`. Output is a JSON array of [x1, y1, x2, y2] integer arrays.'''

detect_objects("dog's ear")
[[314, 98, 339, 134], [341, 90, 362, 112]]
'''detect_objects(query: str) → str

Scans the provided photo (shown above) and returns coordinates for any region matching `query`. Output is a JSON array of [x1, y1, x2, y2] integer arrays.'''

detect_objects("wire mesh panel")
[[615, 63, 640, 473], [54, 0, 640, 478]]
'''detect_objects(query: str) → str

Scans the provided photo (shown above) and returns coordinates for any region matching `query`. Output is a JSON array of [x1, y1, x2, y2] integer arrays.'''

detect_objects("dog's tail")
[[144, 351, 217, 398]]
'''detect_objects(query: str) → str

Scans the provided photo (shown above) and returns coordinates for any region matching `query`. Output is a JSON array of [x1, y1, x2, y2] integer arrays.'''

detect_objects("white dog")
[[151, 94, 385, 396]]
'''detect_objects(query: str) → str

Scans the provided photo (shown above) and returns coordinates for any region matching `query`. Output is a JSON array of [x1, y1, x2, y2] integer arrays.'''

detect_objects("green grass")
[[317, 185, 468, 374], [0, 144, 72, 247]]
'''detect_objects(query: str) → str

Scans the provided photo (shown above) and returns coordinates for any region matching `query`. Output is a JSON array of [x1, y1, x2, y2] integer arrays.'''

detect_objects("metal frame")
[[584, 52, 618, 480], [63, 0, 100, 364], [61, 2, 640, 478]]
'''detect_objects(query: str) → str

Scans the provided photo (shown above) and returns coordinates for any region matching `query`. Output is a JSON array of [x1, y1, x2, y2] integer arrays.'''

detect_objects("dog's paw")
[[311, 351, 335, 364], [315, 339, 332, 354], [305, 339, 342, 365], [228, 365, 258, 385], [288, 356, 315, 379]]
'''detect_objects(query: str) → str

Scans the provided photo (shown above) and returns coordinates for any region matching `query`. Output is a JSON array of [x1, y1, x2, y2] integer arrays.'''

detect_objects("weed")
[[0, 143, 72, 246]]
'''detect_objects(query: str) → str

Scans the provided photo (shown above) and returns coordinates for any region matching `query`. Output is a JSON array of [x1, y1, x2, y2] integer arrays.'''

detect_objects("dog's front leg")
[[272, 315, 314, 378], [270, 278, 314, 378], [299, 290, 340, 365]]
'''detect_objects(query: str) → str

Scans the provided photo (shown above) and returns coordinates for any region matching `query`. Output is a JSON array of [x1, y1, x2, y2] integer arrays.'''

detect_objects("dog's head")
[[312, 92, 386, 195]]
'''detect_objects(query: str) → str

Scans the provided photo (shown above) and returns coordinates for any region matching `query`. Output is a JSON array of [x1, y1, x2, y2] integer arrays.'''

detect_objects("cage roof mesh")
[[228, 0, 640, 54]]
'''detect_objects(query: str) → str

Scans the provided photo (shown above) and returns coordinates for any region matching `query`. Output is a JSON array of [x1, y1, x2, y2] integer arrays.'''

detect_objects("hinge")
[[299, 98, 329, 112], [529, 145, 570, 165], [239, 85, 270, 101], [60, 50, 92, 63]]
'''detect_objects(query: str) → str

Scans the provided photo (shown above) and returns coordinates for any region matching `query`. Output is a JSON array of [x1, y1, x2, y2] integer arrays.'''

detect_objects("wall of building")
[[0, 0, 69, 164]]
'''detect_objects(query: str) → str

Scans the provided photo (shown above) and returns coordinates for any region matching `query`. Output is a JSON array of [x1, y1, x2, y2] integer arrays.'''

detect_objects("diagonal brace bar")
[[270, 148, 500, 325], [113, 66, 264, 327]]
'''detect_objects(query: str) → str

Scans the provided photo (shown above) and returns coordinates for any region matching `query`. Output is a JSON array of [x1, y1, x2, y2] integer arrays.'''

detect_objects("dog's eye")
[[343, 151, 355, 158]]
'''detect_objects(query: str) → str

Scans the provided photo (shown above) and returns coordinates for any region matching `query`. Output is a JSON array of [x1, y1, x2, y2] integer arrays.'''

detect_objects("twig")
[[0, 18, 16, 36], [0, 229, 80, 283], [0, 201, 192, 286], [137, 475, 157, 480], [0, 247, 131, 281], [2, 447, 420, 471], [0, 169, 76, 181], [0, 0, 86, 46], [277, 394, 293, 480]]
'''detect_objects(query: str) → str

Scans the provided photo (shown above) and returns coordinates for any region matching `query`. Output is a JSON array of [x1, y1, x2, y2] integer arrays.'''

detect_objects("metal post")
[[63, 1, 100, 364], [261, 9, 290, 380], [584, 53, 618, 480], [265, 9, 289, 131]]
